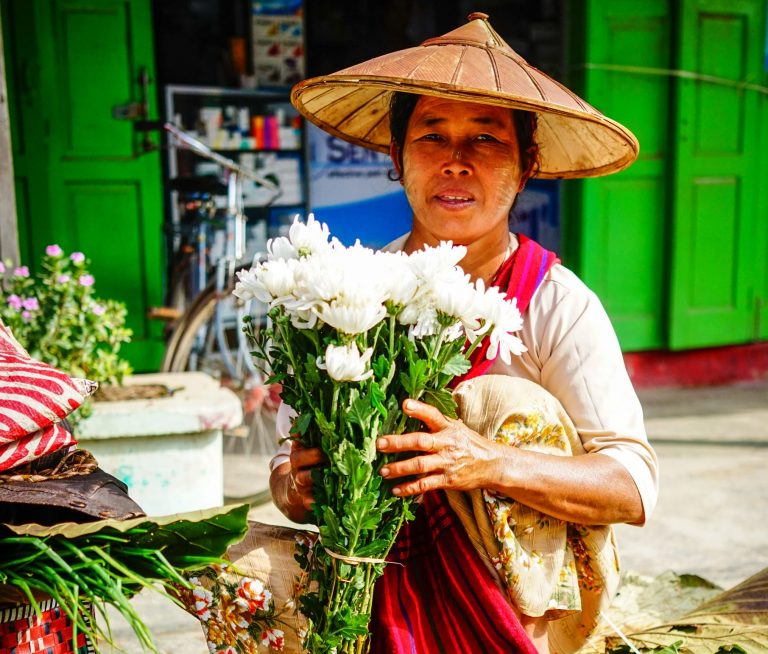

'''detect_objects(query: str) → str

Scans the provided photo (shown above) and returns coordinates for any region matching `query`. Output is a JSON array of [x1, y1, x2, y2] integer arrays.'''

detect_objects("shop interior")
[[150, 0, 565, 277]]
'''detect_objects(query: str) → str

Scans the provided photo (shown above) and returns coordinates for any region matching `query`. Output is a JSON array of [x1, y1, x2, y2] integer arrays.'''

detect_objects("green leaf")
[[342, 494, 381, 535], [370, 381, 387, 417], [291, 411, 312, 437], [303, 352, 322, 385], [319, 507, 342, 545], [441, 353, 471, 377], [400, 358, 428, 396], [372, 355, 391, 380], [354, 539, 390, 558], [423, 388, 458, 419], [347, 393, 375, 431]]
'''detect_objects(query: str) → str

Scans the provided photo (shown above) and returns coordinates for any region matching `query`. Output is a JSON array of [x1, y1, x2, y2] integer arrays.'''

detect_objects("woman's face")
[[394, 96, 524, 247]]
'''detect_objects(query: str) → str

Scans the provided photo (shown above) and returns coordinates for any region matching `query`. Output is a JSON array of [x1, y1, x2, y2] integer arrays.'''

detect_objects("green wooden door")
[[759, 14, 768, 340], [1, 0, 164, 370], [567, 0, 672, 351], [668, 0, 766, 348]]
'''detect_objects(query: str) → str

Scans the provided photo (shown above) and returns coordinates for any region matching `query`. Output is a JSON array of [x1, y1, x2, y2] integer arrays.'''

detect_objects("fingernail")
[[392, 487, 402, 496], [404, 400, 413, 410], [377, 438, 388, 449], [380, 467, 390, 477]]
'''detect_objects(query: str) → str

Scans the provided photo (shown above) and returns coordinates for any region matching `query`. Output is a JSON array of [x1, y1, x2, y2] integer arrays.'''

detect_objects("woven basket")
[[0, 598, 95, 654]]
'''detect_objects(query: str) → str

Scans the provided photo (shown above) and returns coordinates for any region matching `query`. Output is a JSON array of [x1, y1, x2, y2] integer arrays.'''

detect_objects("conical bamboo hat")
[[291, 12, 638, 179]]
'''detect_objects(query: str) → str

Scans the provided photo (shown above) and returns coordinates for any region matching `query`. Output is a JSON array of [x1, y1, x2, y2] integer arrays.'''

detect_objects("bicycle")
[[156, 123, 284, 461]]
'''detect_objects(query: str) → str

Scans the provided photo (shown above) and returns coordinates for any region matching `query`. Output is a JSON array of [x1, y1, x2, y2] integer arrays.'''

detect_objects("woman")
[[271, 13, 658, 654]]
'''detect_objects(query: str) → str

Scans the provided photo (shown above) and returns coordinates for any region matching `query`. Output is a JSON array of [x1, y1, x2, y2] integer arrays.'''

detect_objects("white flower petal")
[[319, 343, 374, 382]]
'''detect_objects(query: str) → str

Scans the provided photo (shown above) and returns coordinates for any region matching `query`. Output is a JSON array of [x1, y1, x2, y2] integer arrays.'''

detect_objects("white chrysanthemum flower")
[[316, 300, 387, 335], [317, 342, 374, 382], [334, 242, 389, 306], [443, 321, 465, 342], [408, 241, 467, 280], [408, 306, 440, 339], [289, 213, 331, 257], [267, 235, 297, 261], [233, 259, 297, 305], [291, 250, 348, 303], [380, 252, 419, 307], [233, 266, 265, 302], [477, 287, 526, 363], [430, 268, 480, 323], [289, 307, 318, 330]]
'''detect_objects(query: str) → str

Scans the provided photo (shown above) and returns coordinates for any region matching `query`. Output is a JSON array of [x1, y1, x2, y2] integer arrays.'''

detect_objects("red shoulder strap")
[[454, 234, 559, 385]]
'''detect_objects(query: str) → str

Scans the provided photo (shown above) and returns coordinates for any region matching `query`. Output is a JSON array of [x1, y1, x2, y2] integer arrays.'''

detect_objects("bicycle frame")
[[164, 123, 279, 381]]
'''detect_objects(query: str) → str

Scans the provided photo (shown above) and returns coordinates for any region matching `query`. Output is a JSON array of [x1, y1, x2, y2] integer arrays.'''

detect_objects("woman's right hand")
[[270, 442, 325, 524]]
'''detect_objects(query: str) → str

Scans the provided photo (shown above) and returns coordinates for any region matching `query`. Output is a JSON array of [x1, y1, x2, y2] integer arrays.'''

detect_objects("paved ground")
[[103, 379, 768, 652]]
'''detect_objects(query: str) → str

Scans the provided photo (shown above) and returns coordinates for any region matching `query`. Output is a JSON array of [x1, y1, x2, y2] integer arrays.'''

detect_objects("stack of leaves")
[[0, 504, 249, 652], [579, 568, 768, 654], [597, 567, 768, 653]]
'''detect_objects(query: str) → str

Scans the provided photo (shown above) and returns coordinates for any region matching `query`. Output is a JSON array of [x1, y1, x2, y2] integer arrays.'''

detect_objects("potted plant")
[[0, 244, 132, 429]]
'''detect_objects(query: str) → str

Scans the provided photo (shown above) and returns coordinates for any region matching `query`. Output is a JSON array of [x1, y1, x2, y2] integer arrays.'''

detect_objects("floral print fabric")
[[447, 374, 621, 654], [180, 523, 314, 653]]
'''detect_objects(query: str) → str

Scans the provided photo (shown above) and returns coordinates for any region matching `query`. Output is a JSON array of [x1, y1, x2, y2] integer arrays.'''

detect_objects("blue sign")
[[307, 124, 412, 249]]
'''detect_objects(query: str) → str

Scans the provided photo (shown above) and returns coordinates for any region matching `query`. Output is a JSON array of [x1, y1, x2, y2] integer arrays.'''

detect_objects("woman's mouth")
[[434, 193, 475, 209]]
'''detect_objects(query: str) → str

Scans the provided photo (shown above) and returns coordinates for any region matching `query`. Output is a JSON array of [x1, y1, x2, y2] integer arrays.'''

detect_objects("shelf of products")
[[163, 85, 309, 267]]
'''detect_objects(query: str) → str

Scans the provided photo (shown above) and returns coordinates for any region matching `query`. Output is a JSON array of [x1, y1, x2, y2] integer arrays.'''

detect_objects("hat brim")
[[292, 76, 639, 180], [291, 13, 638, 179]]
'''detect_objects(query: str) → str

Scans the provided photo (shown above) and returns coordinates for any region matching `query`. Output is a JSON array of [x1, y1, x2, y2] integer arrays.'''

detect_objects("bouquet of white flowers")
[[234, 216, 525, 654]]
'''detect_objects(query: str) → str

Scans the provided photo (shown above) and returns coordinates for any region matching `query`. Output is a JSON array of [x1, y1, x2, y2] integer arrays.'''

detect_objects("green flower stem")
[[463, 329, 488, 360], [330, 384, 341, 427]]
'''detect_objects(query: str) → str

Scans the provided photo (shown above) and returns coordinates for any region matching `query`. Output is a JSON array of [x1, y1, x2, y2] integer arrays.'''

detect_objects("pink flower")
[[22, 297, 39, 311], [261, 628, 285, 651], [21, 310, 32, 322], [70, 252, 85, 263], [79, 274, 95, 287], [92, 303, 106, 316], [46, 244, 63, 257], [13, 266, 29, 277], [0, 262, 5, 274], [7, 294, 22, 310], [57, 274, 71, 284]]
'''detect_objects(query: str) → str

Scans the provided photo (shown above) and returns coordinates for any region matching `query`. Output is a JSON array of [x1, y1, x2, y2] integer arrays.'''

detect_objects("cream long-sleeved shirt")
[[270, 234, 659, 524]]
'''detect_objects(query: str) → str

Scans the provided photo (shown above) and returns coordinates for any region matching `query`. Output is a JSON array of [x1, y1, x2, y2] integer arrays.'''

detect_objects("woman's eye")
[[476, 133, 499, 142], [417, 133, 442, 141]]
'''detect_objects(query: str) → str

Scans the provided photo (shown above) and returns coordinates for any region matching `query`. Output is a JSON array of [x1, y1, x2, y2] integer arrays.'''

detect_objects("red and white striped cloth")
[[0, 322, 94, 471]]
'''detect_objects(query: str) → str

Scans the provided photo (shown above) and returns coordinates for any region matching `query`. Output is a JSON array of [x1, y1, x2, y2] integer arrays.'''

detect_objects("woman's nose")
[[441, 149, 471, 175]]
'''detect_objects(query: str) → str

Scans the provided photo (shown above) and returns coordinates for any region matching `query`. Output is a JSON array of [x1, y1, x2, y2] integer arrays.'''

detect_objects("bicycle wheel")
[[160, 281, 220, 373], [165, 287, 278, 457]]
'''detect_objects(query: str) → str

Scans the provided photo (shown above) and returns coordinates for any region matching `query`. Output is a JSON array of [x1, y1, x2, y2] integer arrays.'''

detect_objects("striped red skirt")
[[370, 491, 539, 654]]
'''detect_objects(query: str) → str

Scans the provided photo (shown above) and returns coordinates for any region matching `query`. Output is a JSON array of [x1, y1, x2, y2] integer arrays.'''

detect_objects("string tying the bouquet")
[[323, 546, 403, 567]]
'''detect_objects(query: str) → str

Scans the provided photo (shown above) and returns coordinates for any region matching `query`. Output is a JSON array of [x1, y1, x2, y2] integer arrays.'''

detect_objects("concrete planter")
[[78, 372, 242, 516]]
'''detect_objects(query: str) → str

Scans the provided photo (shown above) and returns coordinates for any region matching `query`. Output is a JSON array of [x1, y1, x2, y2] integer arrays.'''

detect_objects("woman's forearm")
[[490, 447, 644, 525]]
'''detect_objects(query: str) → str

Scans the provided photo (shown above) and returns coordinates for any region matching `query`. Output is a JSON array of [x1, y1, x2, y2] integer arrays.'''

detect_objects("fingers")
[[402, 398, 451, 432], [390, 473, 447, 498], [288, 442, 325, 511], [380, 453, 444, 480], [377, 431, 445, 453], [290, 442, 325, 469]]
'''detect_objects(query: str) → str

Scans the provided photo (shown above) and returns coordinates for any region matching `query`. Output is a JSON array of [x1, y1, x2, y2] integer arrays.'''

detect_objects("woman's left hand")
[[376, 398, 504, 496]]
